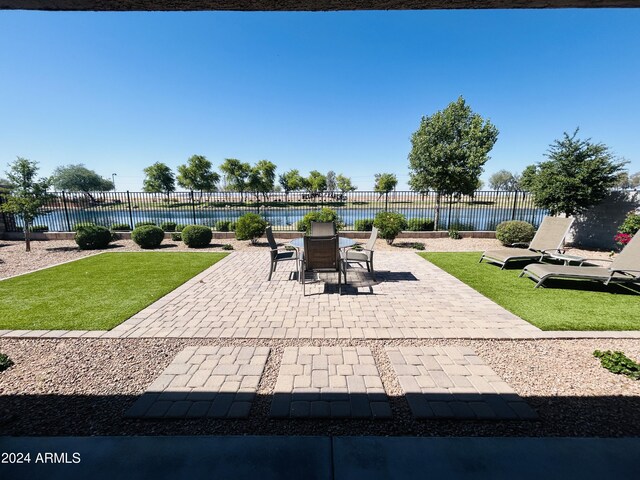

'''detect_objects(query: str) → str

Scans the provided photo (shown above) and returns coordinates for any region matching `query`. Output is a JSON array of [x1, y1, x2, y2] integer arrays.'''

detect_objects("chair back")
[[611, 230, 640, 272], [365, 226, 378, 251], [529, 216, 574, 252], [265, 226, 278, 250], [303, 235, 339, 271], [310, 221, 336, 237]]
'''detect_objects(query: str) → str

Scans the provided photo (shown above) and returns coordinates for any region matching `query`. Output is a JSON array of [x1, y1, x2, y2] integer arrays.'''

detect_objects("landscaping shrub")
[[131, 225, 164, 249], [413, 242, 426, 250], [215, 220, 233, 232], [617, 212, 640, 236], [594, 350, 640, 380], [182, 225, 213, 248], [135, 221, 157, 228], [73, 222, 96, 231], [297, 208, 343, 233], [175, 224, 187, 232], [0, 353, 14, 372], [448, 228, 462, 240], [407, 218, 434, 231], [221, 244, 234, 250], [354, 219, 374, 231], [449, 221, 475, 231], [75, 225, 113, 250], [495, 220, 536, 246], [373, 212, 407, 245], [235, 213, 268, 244], [171, 232, 182, 242], [110, 223, 131, 231], [160, 221, 178, 232], [29, 224, 49, 232]]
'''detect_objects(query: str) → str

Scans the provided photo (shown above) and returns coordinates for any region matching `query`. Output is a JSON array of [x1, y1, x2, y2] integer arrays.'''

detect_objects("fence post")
[[61, 191, 72, 231], [510, 190, 519, 220], [190, 190, 197, 224], [126, 191, 134, 229], [447, 196, 452, 230]]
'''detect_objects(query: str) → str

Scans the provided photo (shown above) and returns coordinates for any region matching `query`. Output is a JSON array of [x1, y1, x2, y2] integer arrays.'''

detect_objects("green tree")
[[408, 96, 498, 229], [520, 129, 626, 216], [50, 164, 114, 201], [247, 160, 277, 201], [336, 174, 356, 194], [279, 169, 307, 201], [630, 172, 640, 188], [326, 171, 337, 192], [614, 171, 631, 189], [143, 162, 175, 200], [176, 155, 220, 200], [306, 170, 327, 194], [374, 172, 397, 210], [1, 157, 52, 252], [488, 170, 521, 191], [220, 158, 251, 202]]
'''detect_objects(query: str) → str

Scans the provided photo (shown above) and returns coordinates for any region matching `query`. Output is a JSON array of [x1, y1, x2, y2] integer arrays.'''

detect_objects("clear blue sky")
[[0, 9, 638, 191]]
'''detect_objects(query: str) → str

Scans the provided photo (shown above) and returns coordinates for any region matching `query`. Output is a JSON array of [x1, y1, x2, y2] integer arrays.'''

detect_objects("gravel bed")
[[0, 337, 638, 437]]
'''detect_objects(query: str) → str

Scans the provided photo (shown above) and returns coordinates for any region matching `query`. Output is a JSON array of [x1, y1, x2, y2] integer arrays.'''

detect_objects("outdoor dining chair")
[[342, 226, 378, 281], [301, 235, 345, 295], [266, 226, 299, 281], [310, 221, 336, 237]]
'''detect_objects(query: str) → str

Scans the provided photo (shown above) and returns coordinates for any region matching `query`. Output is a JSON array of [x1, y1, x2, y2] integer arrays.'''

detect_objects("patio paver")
[[125, 346, 270, 418], [270, 346, 391, 418], [386, 346, 537, 420]]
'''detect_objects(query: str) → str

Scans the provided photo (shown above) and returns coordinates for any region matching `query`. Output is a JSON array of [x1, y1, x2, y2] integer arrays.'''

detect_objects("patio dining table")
[[288, 236, 357, 250]]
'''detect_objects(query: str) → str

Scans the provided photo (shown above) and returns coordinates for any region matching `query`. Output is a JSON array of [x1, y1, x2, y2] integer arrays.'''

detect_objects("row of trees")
[[488, 167, 639, 191]]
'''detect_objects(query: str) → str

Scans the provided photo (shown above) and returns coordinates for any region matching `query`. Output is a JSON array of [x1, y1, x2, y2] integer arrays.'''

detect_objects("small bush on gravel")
[[495, 220, 536, 246], [182, 225, 213, 248], [29, 224, 49, 232], [413, 242, 425, 250], [131, 225, 164, 249], [448, 228, 462, 240], [215, 220, 233, 232], [594, 350, 640, 380], [0, 353, 14, 372], [160, 221, 178, 232], [75, 225, 113, 250], [221, 244, 234, 250], [73, 222, 96, 231], [110, 223, 131, 231], [354, 219, 374, 231], [373, 212, 407, 245], [407, 218, 434, 231], [135, 221, 156, 228], [171, 232, 182, 241], [235, 213, 268, 244], [297, 208, 343, 233]]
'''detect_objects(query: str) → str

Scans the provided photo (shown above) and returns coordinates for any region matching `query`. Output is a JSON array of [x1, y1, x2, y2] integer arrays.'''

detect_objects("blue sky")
[[0, 9, 638, 191]]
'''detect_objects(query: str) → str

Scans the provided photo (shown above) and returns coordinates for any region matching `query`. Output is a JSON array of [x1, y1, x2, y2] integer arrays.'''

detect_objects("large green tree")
[[306, 170, 327, 194], [326, 171, 337, 192], [520, 129, 626, 216], [408, 96, 498, 229], [374, 172, 398, 210], [176, 155, 220, 201], [631, 172, 640, 188], [142, 162, 175, 200], [247, 160, 277, 201], [50, 164, 114, 200], [336, 174, 356, 194], [220, 158, 251, 201], [488, 170, 521, 191], [1, 157, 52, 252], [279, 169, 307, 201]]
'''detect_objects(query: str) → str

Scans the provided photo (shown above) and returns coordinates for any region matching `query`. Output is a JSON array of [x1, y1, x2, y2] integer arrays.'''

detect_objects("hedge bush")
[[182, 225, 213, 248], [110, 223, 131, 231], [171, 232, 182, 242], [354, 219, 374, 231], [160, 221, 178, 232], [235, 213, 268, 244], [175, 224, 187, 232], [215, 220, 233, 232], [495, 220, 536, 246], [0, 353, 14, 372], [73, 222, 96, 231], [618, 212, 640, 236], [373, 212, 407, 245], [131, 225, 164, 249], [135, 221, 156, 228], [75, 225, 113, 250], [407, 218, 434, 231], [297, 208, 343, 234]]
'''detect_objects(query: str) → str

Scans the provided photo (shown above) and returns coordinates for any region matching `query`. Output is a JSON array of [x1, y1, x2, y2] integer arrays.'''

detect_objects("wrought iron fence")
[[0, 190, 546, 232]]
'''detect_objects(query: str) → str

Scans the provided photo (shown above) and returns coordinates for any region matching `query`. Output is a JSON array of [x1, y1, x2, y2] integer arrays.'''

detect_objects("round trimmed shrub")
[[235, 213, 268, 244], [131, 225, 164, 249], [354, 219, 374, 231], [171, 232, 182, 242], [29, 224, 49, 232], [160, 221, 178, 232], [495, 220, 536, 246], [297, 208, 343, 233], [182, 225, 213, 248], [373, 212, 407, 245], [407, 218, 434, 231], [75, 225, 113, 250]]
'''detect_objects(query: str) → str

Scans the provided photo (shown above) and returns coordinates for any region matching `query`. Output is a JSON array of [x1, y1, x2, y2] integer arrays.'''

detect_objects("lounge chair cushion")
[[481, 248, 543, 264], [523, 263, 633, 282]]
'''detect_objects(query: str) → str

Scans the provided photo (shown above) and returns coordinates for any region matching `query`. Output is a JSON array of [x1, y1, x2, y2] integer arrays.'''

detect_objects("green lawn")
[[0, 252, 228, 330], [419, 252, 640, 331]]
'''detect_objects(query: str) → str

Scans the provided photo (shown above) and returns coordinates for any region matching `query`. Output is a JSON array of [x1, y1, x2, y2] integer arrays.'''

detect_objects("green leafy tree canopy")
[[220, 158, 251, 200], [488, 170, 521, 191], [279, 169, 307, 199], [143, 162, 176, 198], [307, 170, 327, 193], [374, 173, 397, 196], [247, 160, 277, 201], [336, 174, 356, 193], [520, 129, 626, 216], [176, 155, 220, 193], [326, 171, 337, 192], [50, 164, 114, 194]]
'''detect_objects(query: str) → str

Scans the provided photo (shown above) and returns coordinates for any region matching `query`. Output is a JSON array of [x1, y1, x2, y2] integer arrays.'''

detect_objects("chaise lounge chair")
[[519, 231, 640, 288], [479, 216, 574, 269]]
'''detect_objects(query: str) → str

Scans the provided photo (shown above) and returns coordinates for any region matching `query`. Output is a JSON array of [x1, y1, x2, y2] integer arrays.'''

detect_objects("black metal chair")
[[301, 235, 345, 295], [266, 226, 298, 281]]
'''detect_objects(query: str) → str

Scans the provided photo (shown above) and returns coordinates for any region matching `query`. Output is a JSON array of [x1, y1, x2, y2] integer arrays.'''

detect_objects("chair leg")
[[268, 260, 274, 280], [369, 258, 375, 280]]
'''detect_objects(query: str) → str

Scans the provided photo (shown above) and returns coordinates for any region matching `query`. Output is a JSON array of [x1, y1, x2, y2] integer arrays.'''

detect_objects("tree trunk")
[[434, 192, 441, 231], [24, 222, 31, 252]]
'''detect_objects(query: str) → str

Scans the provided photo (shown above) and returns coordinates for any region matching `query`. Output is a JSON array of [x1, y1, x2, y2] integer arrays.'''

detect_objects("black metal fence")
[[0, 190, 545, 232]]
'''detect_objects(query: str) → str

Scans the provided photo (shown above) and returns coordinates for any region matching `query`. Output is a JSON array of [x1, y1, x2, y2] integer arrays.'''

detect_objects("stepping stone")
[[125, 346, 270, 418], [385, 346, 537, 420], [270, 346, 391, 419]]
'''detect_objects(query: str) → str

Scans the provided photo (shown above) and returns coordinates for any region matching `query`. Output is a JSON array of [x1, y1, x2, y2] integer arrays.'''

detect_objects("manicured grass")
[[0, 252, 227, 330], [419, 252, 640, 331]]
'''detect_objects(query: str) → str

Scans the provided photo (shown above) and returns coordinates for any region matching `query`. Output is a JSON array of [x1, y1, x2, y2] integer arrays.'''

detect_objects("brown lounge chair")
[[519, 231, 640, 288], [479, 216, 574, 269]]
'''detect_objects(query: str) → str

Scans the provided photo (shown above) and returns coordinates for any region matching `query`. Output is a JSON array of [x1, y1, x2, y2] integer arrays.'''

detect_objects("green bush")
[[215, 220, 233, 232], [297, 208, 343, 234], [235, 213, 268, 244], [594, 350, 640, 380], [413, 242, 425, 250], [221, 244, 234, 250], [131, 225, 164, 249], [75, 225, 113, 250], [373, 212, 407, 245], [135, 221, 157, 228], [160, 221, 178, 232], [354, 219, 374, 231], [73, 222, 96, 231], [495, 220, 536, 246], [407, 218, 434, 231], [182, 225, 213, 248], [448, 228, 462, 240], [0, 353, 14, 372], [110, 223, 131, 231], [618, 212, 640, 236], [449, 221, 475, 231], [171, 232, 182, 242], [29, 224, 49, 232]]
